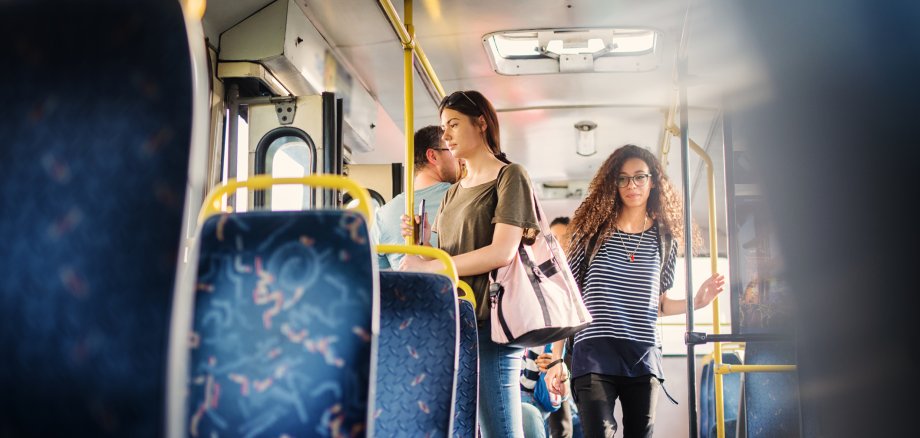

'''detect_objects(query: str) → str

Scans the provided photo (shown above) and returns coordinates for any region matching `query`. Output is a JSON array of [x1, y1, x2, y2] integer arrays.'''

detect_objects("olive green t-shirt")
[[433, 163, 540, 320]]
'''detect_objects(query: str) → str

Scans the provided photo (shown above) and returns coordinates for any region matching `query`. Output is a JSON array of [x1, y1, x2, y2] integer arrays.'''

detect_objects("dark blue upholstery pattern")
[[189, 211, 375, 437], [376, 272, 458, 438], [699, 361, 715, 438], [742, 343, 800, 437], [453, 300, 480, 438], [700, 353, 742, 438], [737, 274, 799, 437], [0, 1, 191, 436]]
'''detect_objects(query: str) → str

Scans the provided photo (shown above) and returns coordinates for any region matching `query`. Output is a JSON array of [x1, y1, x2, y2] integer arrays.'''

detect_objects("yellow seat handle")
[[457, 280, 476, 309], [376, 244, 458, 285], [376, 245, 476, 308], [198, 175, 373, 225]]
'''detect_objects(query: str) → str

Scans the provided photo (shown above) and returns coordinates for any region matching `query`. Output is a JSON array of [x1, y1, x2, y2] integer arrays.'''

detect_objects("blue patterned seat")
[[188, 211, 376, 437], [453, 299, 480, 438], [376, 272, 459, 437], [0, 1, 191, 436], [699, 361, 712, 437], [700, 353, 742, 438], [741, 342, 800, 437]]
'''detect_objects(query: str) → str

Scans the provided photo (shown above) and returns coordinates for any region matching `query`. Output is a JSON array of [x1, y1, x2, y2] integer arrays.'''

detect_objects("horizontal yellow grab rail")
[[198, 175, 373, 225], [657, 322, 731, 327], [457, 280, 476, 309], [376, 244, 458, 286], [715, 364, 797, 375]]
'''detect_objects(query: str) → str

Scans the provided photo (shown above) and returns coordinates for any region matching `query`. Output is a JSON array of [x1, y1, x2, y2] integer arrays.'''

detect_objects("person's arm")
[[401, 165, 537, 274], [659, 273, 726, 316], [543, 339, 568, 396], [372, 209, 393, 269], [451, 223, 522, 276], [399, 222, 523, 275]]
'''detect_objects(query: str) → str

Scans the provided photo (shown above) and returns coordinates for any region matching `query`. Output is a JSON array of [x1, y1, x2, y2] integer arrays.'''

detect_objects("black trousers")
[[548, 395, 574, 437], [573, 373, 660, 438]]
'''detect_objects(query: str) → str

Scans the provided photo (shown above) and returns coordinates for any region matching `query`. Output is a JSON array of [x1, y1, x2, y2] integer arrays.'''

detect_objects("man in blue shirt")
[[373, 125, 460, 269]]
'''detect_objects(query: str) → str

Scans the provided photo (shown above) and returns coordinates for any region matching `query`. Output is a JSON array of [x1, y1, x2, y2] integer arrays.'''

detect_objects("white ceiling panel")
[[202, 0, 731, 237]]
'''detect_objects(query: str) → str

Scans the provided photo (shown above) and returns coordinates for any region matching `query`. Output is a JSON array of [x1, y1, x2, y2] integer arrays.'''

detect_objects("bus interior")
[[2, 0, 917, 437]]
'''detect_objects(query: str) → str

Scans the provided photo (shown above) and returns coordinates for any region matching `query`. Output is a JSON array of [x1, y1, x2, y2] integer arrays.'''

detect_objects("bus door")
[[231, 92, 343, 212]]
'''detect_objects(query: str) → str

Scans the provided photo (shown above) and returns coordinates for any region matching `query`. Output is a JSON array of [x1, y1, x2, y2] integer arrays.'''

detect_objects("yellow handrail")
[[715, 364, 797, 375], [198, 175, 373, 225], [657, 322, 730, 327], [457, 280, 476, 309], [668, 121, 796, 436], [378, 0, 446, 100], [669, 122, 725, 438], [379, 0, 449, 245], [414, 41, 446, 98], [376, 244, 457, 286], [401, 0, 415, 245]]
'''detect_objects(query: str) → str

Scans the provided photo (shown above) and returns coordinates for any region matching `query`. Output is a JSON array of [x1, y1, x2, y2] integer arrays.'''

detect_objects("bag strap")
[[489, 165, 514, 283], [490, 164, 550, 280], [519, 245, 552, 325], [656, 220, 673, 291]]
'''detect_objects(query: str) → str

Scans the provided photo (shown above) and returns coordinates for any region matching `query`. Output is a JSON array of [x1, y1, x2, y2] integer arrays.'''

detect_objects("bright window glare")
[[235, 115, 249, 212], [270, 142, 310, 211]]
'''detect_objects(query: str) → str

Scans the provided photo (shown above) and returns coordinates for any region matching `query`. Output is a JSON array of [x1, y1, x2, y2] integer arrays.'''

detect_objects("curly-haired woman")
[[543, 144, 725, 438]]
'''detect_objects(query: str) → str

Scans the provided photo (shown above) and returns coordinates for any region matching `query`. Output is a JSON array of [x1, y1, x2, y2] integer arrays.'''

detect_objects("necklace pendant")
[[629, 253, 635, 262]]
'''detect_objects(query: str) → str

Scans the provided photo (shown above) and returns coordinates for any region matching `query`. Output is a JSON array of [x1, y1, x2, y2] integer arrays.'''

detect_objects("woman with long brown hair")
[[544, 145, 725, 437], [399, 90, 539, 437]]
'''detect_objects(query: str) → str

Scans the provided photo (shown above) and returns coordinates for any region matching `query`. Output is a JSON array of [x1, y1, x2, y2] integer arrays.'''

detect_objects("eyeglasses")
[[440, 91, 481, 114], [615, 174, 652, 188]]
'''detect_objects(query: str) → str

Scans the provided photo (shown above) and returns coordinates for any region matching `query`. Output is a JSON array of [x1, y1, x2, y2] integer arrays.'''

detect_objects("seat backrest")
[[376, 271, 458, 437], [700, 361, 712, 438], [187, 210, 376, 437], [721, 352, 743, 425], [0, 1, 191, 436], [700, 352, 743, 438], [742, 342, 800, 437], [453, 299, 480, 438]]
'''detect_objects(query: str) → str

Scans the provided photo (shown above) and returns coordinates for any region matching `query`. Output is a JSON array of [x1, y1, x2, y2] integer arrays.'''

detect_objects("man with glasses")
[[373, 125, 461, 269]]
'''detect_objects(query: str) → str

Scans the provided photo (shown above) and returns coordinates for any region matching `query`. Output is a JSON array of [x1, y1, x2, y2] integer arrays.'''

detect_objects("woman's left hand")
[[543, 361, 568, 396], [693, 272, 726, 309]]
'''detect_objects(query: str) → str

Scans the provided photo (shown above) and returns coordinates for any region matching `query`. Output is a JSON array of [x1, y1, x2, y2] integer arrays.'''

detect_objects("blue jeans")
[[478, 321, 525, 437], [521, 391, 550, 438]]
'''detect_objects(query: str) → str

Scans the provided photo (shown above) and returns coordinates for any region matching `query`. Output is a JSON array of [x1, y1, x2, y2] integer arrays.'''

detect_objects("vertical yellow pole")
[[403, 0, 415, 245], [689, 139, 724, 438]]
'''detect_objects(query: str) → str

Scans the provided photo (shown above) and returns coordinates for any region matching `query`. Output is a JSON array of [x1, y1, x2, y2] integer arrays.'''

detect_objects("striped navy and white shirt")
[[569, 224, 677, 380]]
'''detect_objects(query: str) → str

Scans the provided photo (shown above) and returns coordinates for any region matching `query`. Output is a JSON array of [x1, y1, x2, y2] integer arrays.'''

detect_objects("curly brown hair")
[[569, 144, 693, 259]]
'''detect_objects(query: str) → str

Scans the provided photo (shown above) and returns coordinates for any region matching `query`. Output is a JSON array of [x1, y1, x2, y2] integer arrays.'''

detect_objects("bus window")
[[254, 128, 318, 211]]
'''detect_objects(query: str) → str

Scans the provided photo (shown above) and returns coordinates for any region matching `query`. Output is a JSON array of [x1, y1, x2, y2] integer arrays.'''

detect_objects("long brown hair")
[[569, 144, 689, 259], [438, 90, 509, 163]]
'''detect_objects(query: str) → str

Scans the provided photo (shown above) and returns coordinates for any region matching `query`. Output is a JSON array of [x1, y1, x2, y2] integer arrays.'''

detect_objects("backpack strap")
[[657, 220, 673, 290], [575, 228, 604, 292]]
